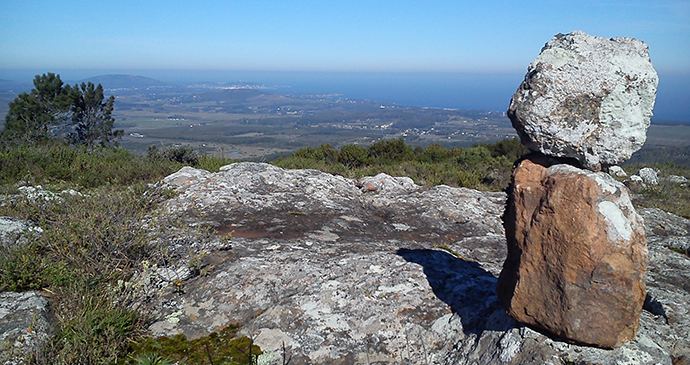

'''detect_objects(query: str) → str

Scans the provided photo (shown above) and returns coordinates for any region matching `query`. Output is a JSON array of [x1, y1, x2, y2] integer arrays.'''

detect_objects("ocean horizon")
[[1, 69, 688, 122]]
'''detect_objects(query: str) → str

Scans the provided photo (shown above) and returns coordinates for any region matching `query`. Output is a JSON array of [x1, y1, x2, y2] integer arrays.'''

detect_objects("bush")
[[162, 146, 199, 165], [0, 142, 181, 188], [338, 144, 368, 168], [274, 137, 526, 191], [367, 137, 414, 164], [0, 184, 186, 364], [125, 324, 260, 365]]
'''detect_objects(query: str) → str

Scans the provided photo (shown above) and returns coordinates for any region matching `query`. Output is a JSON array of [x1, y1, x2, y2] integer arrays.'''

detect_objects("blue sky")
[[1, 0, 688, 73]]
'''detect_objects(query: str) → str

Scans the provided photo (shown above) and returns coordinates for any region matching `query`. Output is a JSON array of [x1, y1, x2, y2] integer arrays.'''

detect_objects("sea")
[[1, 69, 688, 122]]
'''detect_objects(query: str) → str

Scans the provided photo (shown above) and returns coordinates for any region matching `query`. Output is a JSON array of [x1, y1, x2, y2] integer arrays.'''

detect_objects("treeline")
[[1, 73, 122, 147], [274, 137, 528, 191]]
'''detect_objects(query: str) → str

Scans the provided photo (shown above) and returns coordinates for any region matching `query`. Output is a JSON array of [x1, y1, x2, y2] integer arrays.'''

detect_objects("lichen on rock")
[[508, 30, 658, 171], [131, 163, 687, 364]]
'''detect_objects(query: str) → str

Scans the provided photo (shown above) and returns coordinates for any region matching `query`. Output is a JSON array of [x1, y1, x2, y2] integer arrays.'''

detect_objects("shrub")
[[338, 144, 368, 168], [367, 137, 414, 164], [0, 184, 185, 364], [196, 154, 235, 172], [0, 142, 180, 188], [274, 137, 525, 191], [124, 325, 260, 365]]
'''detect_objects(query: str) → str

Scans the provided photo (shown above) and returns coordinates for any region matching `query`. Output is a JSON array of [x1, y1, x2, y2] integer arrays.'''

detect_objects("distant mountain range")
[[72, 74, 272, 94], [0, 79, 31, 92], [76, 74, 170, 90], [0, 75, 173, 94]]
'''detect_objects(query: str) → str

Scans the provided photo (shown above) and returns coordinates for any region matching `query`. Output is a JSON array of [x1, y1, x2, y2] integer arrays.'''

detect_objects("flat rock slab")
[[508, 31, 658, 171], [0, 217, 42, 250], [0, 291, 51, 364], [145, 163, 685, 364]]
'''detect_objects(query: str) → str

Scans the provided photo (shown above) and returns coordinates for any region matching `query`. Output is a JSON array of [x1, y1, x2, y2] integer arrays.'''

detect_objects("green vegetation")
[[0, 142, 176, 188], [0, 147, 244, 364], [124, 324, 261, 365], [0, 141, 236, 189], [2, 73, 122, 147], [0, 182, 170, 364], [274, 137, 528, 191], [667, 246, 689, 256], [0, 141, 235, 363], [1, 74, 688, 364], [620, 163, 690, 219]]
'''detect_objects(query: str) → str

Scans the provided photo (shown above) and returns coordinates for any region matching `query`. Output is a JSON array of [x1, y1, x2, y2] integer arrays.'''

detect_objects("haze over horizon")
[[1, 1, 689, 120]]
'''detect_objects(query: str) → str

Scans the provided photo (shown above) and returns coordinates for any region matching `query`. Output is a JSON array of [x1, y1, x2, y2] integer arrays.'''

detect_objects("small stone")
[[667, 175, 688, 184], [609, 166, 628, 178], [157, 266, 193, 282], [625, 175, 646, 190], [497, 155, 648, 348], [163, 166, 211, 189], [358, 174, 417, 195], [361, 182, 378, 192], [638, 167, 659, 185], [508, 31, 658, 171], [0, 217, 43, 249]]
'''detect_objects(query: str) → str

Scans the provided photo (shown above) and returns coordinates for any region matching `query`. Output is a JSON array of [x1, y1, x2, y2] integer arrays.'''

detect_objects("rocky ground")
[[2, 162, 689, 364], [153, 163, 689, 364]]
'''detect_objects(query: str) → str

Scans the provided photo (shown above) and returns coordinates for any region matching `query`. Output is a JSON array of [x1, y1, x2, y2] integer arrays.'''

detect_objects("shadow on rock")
[[396, 248, 511, 335]]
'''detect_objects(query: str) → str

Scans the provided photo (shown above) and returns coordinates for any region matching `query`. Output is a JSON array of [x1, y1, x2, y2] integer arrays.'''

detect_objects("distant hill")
[[0, 79, 31, 93], [76, 74, 170, 90]]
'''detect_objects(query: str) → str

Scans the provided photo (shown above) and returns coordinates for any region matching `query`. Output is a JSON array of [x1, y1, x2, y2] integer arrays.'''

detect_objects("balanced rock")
[[497, 155, 648, 348], [508, 30, 658, 171]]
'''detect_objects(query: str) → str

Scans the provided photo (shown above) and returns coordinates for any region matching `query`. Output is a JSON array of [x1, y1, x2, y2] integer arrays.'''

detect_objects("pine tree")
[[69, 82, 123, 146], [1, 73, 72, 143], [1, 73, 123, 146]]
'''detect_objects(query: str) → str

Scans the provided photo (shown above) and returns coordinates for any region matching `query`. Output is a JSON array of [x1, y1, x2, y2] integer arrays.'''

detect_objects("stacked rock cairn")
[[496, 31, 658, 349]]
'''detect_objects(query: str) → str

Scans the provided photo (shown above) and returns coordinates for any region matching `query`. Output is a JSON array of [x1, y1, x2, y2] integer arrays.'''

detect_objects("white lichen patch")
[[307, 228, 339, 242], [254, 328, 295, 352], [368, 265, 383, 274], [598, 201, 633, 241], [165, 310, 184, 324], [392, 223, 413, 231], [499, 329, 522, 363], [299, 301, 350, 332], [339, 215, 363, 223], [590, 171, 620, 195], [531, 47, 577, 70], [375, 282, 415, 296]]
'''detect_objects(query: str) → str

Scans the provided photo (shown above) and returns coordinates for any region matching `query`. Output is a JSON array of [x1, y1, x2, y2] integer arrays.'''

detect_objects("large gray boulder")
[[508, 30, 658, 171], [141, 163, 687, 364]]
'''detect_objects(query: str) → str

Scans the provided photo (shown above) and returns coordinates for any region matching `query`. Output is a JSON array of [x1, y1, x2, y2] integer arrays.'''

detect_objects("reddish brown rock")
[[497, 155, 648, 348]]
